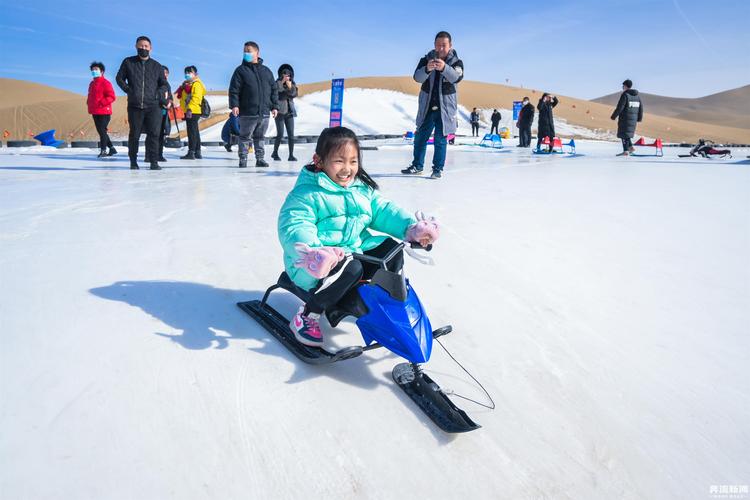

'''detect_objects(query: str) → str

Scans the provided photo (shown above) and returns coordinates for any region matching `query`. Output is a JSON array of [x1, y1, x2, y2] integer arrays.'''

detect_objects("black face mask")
[[137, 48, 150, 58]]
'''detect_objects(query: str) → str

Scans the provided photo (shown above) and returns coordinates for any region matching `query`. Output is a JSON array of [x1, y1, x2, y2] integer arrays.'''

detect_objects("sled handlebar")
[[353, 241, 431, 269]]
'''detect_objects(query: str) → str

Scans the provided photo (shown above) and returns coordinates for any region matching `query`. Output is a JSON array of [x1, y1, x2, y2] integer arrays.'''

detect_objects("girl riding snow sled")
[[277, 126, 440, 347]]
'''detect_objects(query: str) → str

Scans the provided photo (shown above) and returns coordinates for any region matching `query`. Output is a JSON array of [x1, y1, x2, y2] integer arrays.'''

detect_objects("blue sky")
[[1, 0, 748, 99]]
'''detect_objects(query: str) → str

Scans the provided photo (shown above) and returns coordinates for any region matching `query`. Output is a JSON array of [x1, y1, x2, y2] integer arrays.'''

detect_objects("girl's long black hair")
[[306, 127, 379, 190]]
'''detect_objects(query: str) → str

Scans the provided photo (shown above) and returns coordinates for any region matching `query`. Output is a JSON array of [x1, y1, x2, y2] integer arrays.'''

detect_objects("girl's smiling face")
[[315, 141, 359, 187]]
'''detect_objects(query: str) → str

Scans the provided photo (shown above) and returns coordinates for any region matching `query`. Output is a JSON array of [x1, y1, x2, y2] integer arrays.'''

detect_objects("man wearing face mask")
[[516, 97, 534, 148], [228, 41, 279, 168], [401, 31, 464, 179], [116, 35, 169, 170]]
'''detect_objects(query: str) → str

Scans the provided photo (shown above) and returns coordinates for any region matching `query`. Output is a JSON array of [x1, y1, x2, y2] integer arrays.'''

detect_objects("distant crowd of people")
[[85, 32, 645, 174], [86, 36, 297, 170]]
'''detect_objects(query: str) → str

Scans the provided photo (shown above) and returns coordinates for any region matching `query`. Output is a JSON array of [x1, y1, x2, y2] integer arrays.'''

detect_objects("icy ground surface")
[[1, 139, 748, 499]]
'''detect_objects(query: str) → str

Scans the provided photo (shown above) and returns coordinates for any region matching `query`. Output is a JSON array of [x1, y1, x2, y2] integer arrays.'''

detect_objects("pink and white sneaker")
[[290, 306, 323, 347]]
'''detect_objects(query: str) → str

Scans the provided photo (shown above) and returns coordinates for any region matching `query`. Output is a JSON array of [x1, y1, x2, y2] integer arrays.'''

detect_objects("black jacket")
[[537, 96, 558, 138], [228, 58, 279, 117], [518, 103, 534, 128], [116, 56, 169, 110], [470, 111, 480, 124], [611, 89, 643, 139], [491, 111, 501, 124]]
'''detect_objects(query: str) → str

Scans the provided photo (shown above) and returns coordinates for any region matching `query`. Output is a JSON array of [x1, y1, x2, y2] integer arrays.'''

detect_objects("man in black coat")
[[610, 79, 644, 156], [490, 109, 501, 135], [116, 36, 169, 170], [228, 41, 279, 168], [536, 93, 558, 151], [516, 97, 534, 147]]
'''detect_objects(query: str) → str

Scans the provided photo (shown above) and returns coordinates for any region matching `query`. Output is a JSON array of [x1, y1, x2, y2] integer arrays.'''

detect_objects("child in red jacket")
[[87, 61, 117, 158]]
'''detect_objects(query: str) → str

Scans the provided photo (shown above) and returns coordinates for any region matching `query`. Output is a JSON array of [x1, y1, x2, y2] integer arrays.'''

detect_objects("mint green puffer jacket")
[[278, 167, 417, 291]]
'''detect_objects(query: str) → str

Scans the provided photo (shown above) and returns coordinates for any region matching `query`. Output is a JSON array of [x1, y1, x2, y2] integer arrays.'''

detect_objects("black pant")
[[519, 126, 531, 147], [306, 238, 404, 314], [490, 123, 499, 135], [92, 114, 113, 150], [622, 137, 633, 152], [185, 115, 202, 154], [127, 107, 162, 163], [273, 113, 295, 157], [158, 112, 171, 159], [471, 123, 479, 136]]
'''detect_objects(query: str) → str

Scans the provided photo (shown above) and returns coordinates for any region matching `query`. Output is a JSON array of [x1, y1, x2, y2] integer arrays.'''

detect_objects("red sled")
[[633, 137, 663, 157]]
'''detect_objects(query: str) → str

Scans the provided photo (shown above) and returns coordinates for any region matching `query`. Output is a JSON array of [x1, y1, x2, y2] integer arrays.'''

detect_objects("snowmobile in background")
[[679, 139, 732, 159], [237, 241, 492, 433]]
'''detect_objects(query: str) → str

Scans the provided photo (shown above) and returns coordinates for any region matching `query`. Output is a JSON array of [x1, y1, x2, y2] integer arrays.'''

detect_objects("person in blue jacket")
[[221, 114, 241, 152]]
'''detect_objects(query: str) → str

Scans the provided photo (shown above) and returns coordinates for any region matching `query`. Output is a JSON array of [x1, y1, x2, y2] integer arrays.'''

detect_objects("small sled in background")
[[478, 133, 503, 149], [533, 136, 576, 155], [631, 137, 664, 157], [34, 129, 66, 148], [678, 139, 732, 159], [237, 242, 486, 433]]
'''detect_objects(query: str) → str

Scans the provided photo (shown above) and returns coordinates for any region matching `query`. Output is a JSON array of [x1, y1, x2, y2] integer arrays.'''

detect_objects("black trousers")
[[185, 115, 202, 154], [158, 112, 171, 159], [305, 238, 404, 314], [471, 123, 479, 136], [127, 107, 161, 163], [621, 137, 633, 152], [92, 114, 113, 150], [273, 113, 295, 156], [519, 126, 531, 147], [490, 123, 499, 135]]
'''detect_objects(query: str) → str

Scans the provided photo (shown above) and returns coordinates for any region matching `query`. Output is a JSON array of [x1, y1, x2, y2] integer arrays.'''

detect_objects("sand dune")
[[293, 77, 750, 143], [0, 78, 131, 141], [3, 77, 749, 143], [592, 85, 750, 130]]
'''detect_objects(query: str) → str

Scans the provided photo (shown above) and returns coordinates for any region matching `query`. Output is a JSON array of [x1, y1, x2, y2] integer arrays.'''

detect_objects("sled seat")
[[261, 272, 366, 328]]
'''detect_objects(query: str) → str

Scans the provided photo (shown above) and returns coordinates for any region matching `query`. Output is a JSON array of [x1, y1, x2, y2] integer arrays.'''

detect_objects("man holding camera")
[[401, 31, 464, 179]]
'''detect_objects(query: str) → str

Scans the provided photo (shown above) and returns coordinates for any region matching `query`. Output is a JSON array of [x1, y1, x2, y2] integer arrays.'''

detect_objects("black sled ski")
[[393, 363, 480, 433]]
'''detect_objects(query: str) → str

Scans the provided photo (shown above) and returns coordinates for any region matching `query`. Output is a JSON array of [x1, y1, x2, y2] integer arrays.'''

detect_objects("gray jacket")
[[414, 49, 464, 135], [276, 79, 298, 116]]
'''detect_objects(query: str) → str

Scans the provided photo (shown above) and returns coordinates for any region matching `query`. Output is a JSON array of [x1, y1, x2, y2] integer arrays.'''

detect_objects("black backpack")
[[200, 97, 211, 118]]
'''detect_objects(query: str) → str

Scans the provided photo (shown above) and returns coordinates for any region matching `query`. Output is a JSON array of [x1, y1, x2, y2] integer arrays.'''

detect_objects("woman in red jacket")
[[87, 61, 117, 158]]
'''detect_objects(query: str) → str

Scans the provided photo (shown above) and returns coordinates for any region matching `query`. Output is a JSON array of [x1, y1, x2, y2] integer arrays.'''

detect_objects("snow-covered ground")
[[1, 139, 748, 500], [200, 88, 616, 141]]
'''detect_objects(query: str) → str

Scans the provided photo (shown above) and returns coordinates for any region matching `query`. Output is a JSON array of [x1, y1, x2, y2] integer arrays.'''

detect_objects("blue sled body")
[[356, 279, 432, 364]]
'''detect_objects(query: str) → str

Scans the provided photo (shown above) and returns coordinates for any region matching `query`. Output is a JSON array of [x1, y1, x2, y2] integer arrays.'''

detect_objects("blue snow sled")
[[34, 129, 65, 148], [478, 133, 503, 149], [237, 241, 479, 433]]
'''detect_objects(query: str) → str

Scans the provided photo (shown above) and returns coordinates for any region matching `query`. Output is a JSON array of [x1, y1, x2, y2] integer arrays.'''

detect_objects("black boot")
[[224, 144, 232, 152], [194, 149, 203, 159], [158, 156, 167, 162], [97, 150, 108, 158], [239, 156, 247, 168], [180, 151, 196, 160], [107, 146, 118, 156], [288, 155, 298, 161], [271, 151, 281, 161], [130, 161, 140, 170], [256, 159, 269, 168], [149, 162, 162, 170]]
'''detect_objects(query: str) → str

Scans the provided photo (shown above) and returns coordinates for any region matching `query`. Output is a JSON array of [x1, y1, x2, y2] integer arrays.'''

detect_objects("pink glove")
[[405, 211, 440, 247], [293, 243, 345, 279]]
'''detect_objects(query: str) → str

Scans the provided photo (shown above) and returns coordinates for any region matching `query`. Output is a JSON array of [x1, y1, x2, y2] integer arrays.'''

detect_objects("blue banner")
[[512, 101, 523, 121], [329, 78, 345, 127]]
